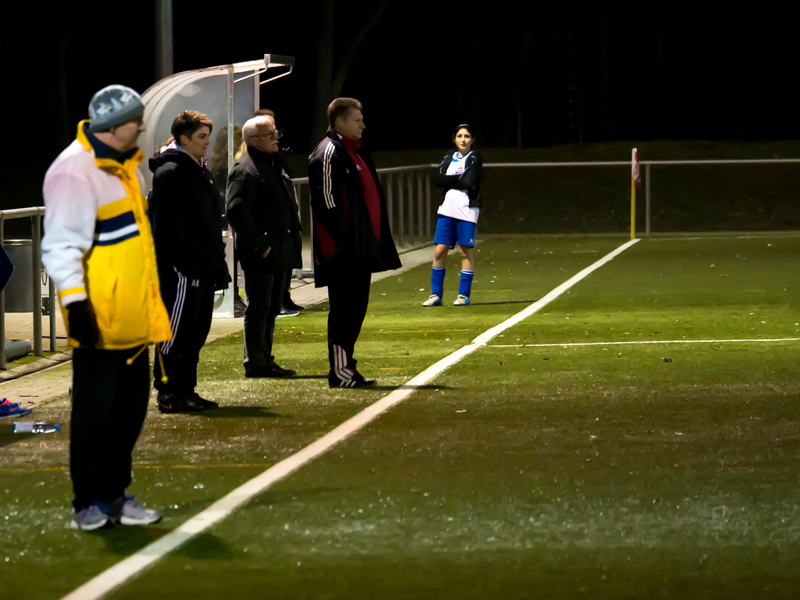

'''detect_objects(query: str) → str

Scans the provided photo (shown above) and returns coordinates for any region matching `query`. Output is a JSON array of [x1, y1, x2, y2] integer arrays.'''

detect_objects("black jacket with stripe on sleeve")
[[308, 128, 400, 287]]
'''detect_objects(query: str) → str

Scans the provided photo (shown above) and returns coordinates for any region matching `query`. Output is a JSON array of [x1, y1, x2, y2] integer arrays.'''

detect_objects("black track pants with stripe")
[[154, 267, 215, 394], [327, 268, 371, 379]]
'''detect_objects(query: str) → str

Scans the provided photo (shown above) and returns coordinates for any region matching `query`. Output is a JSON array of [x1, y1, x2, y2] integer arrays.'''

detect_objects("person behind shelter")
[[209, 125, 245, 200], [308, 98, 401, 389], [226, 116, 302, 377], [148, 110, 231, 412], [423, 124, 483, 307], [41, 85, 170, 531], [209, 125, 248, 317]]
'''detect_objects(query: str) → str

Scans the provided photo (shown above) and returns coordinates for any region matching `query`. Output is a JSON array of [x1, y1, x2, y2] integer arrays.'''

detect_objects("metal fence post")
[[49, 273, 56, 352], [387, 173, 394, 236], [407, 169, 414, 245], [398, 171, 405, 246], [417, 170, 424, 242], [0, 214, 5, 369], [32, 214, 42, 357], [426, 170, 432, 239], [646, 164, 651, 237]]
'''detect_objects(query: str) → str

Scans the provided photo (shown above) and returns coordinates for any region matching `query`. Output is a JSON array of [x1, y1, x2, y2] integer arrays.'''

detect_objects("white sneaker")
[[110, 496, 162, 526], [453, 295, 470, 306], [70, 505, 110, 531], [422, 294, 442, 307]]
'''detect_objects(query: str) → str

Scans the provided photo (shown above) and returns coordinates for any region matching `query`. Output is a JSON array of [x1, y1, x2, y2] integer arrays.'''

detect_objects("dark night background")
[[1, 2, 797, 211]]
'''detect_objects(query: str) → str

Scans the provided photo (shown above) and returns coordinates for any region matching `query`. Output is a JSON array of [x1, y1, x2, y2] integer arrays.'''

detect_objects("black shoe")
[[234, 296, 247, 318], [245, 364, 297, 378], [186, 392, 218, 410], [283, 298, 304, 312], [328, 370, 377, 389], [277, 307, 300, 318], [157, 393, 203, 413]]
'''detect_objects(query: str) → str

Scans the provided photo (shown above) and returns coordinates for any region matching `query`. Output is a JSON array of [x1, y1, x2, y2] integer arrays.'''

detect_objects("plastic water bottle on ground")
[[12, 422, 61, 434]]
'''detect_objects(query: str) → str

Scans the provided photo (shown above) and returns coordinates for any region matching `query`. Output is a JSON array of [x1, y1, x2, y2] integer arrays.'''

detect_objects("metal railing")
[[4, 157, 798, 370], [481, 158, 800, 237], [0, 208, 56, 370], [291, 164, 435, 249]]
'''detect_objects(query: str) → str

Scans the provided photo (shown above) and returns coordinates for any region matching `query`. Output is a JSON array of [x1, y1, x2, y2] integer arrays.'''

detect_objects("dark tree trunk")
[[331, 0, 393, 98], [310, 0, 335, 147], [310, 0, 393, 148]]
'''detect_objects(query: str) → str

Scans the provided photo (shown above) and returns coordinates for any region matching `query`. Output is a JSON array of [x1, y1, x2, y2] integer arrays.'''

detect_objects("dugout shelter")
[[138, 55, 295, 317]]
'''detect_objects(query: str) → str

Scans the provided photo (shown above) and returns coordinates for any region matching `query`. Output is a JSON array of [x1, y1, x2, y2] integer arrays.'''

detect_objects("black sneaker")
[[328, 370, 377, 389], [245, 364, 297, 378], [277, 307, 300, 318], [157, 393, 203, 413], [283, 297, 304, 312], [186, 392, 218, 410], [234, 296, 247, 318]]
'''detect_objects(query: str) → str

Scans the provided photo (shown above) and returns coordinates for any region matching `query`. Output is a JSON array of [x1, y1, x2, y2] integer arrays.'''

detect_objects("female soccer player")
[[423, 124, 483, 306]]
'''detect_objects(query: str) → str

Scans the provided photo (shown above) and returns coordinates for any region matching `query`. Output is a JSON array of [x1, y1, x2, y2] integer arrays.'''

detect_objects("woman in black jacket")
[[423, 124, 483, 307], [148, 111, 231, 413]]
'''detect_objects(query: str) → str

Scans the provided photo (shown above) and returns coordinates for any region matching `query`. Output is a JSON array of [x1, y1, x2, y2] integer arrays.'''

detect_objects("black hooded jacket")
[[148, 146, 227, 281], [225, 148, 302, 272], [436, 149, 483, 209], [308, 128, 401, 287]]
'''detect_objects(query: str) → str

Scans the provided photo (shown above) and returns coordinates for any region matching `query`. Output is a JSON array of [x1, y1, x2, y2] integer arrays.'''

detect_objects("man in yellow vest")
[[42, 85, 172, 531]]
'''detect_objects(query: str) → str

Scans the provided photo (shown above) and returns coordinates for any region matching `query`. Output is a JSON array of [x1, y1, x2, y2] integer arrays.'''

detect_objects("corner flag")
[[630, 148, 640, 239]]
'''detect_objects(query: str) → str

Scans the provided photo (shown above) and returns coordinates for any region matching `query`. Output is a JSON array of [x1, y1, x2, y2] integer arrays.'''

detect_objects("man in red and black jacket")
[[308, 98, 401, 388]]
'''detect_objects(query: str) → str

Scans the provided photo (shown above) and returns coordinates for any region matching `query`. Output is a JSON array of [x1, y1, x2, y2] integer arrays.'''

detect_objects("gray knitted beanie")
[[88, 85, 145, 132]]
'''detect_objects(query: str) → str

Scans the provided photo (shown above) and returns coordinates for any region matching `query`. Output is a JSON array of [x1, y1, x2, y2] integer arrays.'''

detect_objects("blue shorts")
[[434, 216, 477, 249]]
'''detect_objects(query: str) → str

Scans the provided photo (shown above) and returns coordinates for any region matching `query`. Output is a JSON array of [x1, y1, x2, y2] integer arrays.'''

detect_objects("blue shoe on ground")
[[0, 398, 32, 418]]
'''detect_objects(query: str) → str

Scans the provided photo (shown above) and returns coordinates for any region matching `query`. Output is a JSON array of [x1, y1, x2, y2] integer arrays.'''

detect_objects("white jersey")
[[437, 151, 480, 224]]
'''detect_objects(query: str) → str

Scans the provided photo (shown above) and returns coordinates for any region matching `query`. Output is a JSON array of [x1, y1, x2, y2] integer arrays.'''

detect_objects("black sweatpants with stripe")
[[327, 268, 371, 379], [154, 268, 215, 395], [71, 347, 149, 511]]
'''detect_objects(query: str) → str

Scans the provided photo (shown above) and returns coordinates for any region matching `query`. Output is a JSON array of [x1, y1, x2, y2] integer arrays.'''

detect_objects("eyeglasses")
[[247, 130, 283, 140]]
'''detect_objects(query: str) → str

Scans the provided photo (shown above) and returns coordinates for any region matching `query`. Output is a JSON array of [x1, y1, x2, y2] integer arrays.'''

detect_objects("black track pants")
[[326, 269, 371, 376], [70, 347, 150, 511], [155, 268, 215, 394]]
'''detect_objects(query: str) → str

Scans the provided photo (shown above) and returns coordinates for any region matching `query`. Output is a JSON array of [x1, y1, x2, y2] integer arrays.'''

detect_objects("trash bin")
[[3, 240, 32, 313]]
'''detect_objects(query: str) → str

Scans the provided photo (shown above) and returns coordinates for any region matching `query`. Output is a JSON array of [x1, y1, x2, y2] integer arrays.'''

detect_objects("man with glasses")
[[226, 116, 302, 378]]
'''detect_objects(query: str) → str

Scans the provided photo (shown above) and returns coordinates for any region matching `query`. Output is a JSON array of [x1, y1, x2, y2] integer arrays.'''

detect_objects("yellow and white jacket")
[[42, 121, 172, 350]]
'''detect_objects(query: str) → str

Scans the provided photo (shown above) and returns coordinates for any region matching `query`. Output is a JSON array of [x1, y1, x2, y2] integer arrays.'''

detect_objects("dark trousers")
[[71, 347, 150, 511], [155, 268, 215, 394], [327, 268, 371, 374], [242, 267, 288, 370]]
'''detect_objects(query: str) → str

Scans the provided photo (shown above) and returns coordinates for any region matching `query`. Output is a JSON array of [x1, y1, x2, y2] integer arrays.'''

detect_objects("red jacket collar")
[[338, 133, 363, 153]]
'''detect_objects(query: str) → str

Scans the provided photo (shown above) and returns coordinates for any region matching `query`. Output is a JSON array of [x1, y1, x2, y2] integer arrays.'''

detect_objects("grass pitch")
[[2, 234, 800, 599]]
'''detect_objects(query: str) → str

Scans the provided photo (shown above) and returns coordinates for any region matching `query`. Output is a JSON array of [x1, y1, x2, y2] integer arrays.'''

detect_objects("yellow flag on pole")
[[631, 148, 639, 239]]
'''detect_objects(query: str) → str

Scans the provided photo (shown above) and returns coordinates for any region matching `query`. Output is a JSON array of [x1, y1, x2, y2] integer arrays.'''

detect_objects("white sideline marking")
[[60, 238, 639, 600], [489, 337, 800, 348]]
